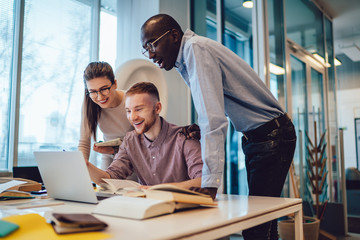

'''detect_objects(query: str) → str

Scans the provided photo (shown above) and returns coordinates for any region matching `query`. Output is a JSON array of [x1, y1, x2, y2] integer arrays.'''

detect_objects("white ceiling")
[[314, 0, 360, 61]]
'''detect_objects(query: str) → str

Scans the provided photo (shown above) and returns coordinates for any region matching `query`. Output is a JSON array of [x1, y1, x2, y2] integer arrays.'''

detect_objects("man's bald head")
[[141, 14, 183, 36]]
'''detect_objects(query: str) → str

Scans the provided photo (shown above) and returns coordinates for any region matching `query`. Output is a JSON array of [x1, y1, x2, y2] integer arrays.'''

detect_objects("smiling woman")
[[79, 62, 133, 169]]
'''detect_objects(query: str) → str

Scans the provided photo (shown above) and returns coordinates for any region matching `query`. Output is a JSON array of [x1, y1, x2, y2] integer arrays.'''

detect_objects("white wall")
[[338, 88, 360, 169], [116, 0, 191, 126], [336, 53, 360, 170]]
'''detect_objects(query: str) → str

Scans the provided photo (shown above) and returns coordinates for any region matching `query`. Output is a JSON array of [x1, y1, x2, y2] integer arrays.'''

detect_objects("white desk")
[[0, 194, 303, 240]]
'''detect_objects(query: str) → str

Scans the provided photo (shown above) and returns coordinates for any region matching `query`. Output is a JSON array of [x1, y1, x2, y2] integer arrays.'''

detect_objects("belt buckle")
[[275, 119, 280, 128]]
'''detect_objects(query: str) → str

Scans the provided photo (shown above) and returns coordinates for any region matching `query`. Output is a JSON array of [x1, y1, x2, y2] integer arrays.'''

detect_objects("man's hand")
[[93, 145, 117, 154], [190, 187, 217, 200], [181, 123, 201, 140]]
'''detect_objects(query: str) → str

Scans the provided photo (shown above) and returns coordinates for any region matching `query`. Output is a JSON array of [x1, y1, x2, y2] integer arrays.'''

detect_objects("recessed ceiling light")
[[243, 1, 253, 8]]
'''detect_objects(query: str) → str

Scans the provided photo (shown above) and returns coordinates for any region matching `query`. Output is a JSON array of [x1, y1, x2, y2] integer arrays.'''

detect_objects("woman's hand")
[[93, 145, 116, 154]]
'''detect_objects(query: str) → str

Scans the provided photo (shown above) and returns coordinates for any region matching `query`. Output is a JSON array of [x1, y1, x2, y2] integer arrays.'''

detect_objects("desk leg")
[[294, 206, 304, 240]]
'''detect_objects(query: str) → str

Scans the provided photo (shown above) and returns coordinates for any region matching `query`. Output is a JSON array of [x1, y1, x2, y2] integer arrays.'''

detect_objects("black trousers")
[[241, 117, 297, 240]]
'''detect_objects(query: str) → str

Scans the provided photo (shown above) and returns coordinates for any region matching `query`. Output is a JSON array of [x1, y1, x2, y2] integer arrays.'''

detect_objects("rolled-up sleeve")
[[185, 42, 228, 188], [183, 139, 203, 179]]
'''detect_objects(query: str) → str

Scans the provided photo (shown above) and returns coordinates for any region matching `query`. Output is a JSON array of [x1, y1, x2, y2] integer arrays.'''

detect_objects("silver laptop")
[[34, 151, 98, 204]]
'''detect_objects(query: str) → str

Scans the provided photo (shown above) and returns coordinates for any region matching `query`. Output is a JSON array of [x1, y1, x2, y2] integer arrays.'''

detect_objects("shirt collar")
[[143, 117, 169, 148], [175, 29, 196, 69]]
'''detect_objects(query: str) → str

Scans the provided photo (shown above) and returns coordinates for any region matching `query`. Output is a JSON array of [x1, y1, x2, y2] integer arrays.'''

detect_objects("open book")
[[94, 179, 217, 219], [100, 179, 216, 205], [93, 195, 199, 220], [144, 184, 216, 206], [94, 138, 122, 147], [99, 179, 145, 197]]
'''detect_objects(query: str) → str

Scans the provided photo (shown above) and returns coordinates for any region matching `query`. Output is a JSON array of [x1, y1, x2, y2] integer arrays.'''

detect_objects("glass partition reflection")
[[191, 0, 254, 195], [268, 0, 286, 109], [290, 55, 308, 198], [223, 0, 253, 195], [285, 0, 324, 58], [325, 16, 339, 202], [191, 0, 217, 41]]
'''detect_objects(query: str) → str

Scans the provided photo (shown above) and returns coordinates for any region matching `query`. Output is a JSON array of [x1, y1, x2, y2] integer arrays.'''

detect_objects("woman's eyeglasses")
[[87, 84, 113, 98]]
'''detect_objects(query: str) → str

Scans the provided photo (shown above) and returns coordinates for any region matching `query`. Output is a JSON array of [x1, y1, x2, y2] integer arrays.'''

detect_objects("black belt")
[[243, 113, 291, 141]]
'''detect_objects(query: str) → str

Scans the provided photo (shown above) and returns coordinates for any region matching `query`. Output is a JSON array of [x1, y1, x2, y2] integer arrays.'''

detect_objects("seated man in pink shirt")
[[87, 82, 203, 189]]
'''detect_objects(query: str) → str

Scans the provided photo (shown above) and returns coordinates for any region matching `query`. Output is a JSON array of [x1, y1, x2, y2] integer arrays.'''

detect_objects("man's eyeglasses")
[[87, 84, 113, 98], [142, 30, 170, 58]]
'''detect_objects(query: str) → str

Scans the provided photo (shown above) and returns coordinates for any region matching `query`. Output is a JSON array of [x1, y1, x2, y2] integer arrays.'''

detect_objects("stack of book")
[[0, 178, 41, 200]]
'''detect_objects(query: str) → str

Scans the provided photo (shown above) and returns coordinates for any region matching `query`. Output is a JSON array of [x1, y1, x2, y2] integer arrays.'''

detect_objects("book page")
[[93, 196, 176, 220], [0, 180, 27, 193], [149, 184, 211, 197], [101, 179, 141, 193]]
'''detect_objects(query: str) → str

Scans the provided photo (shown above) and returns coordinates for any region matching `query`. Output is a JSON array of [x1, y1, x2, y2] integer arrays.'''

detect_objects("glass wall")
[[288, 1, 340, 203], [324, 16, 339, 202], [223, 0, 253, 66], [223, 0, 253, 195], [99, 0, 117, 68], [285, 0, 324, 58], [191, 0, 253, 195], [310, 68, 325, 135], [190, 0, 217, 125], [1, 0, 117, 170], [0, 0, 15, 169], [17, 0, 91, 166], [290, 55, 308, 198], [268, 0, 286, 109], [191, 0, 217, 40]]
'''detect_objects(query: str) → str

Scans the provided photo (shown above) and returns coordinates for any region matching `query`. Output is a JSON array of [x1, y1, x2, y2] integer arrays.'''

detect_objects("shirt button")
[[152, 156, 155, 159], [153, 173, 156, 176]]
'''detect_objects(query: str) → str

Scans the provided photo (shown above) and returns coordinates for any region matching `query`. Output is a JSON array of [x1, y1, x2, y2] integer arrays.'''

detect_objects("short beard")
[[138, 108, 157, 134]]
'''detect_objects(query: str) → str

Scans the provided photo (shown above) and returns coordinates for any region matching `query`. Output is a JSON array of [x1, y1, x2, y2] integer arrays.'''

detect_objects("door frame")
[[286, 39, 332, 200]]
